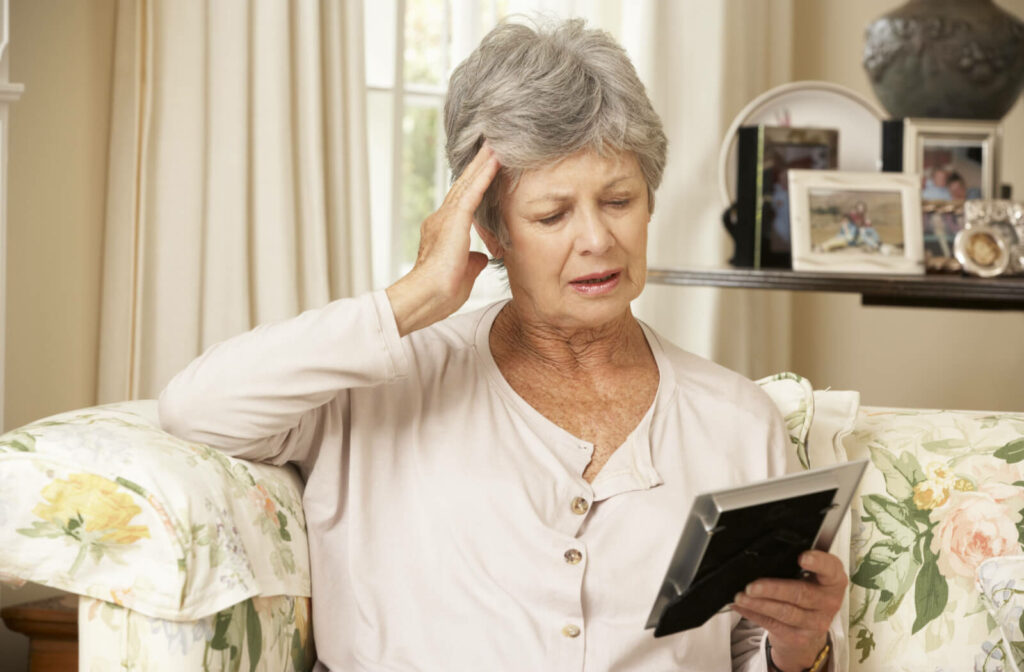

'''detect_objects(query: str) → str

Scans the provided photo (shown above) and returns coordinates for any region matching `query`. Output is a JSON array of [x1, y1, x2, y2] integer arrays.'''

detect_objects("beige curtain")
[[98, 0, 372, 402], [627, 0, 795, 379]]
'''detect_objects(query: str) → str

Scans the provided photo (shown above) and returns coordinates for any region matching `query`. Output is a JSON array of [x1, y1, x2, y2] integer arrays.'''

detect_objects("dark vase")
[[863, 0, 1024, 119]]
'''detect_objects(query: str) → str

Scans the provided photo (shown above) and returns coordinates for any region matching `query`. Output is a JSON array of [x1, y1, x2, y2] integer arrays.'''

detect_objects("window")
[[364, 0, 511, 309]]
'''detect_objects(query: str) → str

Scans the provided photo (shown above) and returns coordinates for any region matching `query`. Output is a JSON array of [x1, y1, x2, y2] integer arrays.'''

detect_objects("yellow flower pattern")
[[34, 473, 150, 544], [911, 462, 976, 511], [18, 473, 151, 575], [913, 479, 949, 510]]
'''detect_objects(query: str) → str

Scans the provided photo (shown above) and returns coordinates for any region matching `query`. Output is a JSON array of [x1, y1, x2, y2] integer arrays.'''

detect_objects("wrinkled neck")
[[489, 303, 650, 375]]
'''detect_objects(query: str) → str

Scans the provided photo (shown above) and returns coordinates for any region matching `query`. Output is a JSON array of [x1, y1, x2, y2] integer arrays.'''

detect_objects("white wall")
[[788, 0, 1024, 411], [3, 0, 115, 431], [1, 1, 115, 670]]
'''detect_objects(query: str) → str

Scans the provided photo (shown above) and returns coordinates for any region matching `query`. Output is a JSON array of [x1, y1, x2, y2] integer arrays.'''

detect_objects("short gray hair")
[[444, 18, 668, 249]]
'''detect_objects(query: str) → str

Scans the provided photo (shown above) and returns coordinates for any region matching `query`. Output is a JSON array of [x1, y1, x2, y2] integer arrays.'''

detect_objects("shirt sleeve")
[[158, 290, 408, 464]]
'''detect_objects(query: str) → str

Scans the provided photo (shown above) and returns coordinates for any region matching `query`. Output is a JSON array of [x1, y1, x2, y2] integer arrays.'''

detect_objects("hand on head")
[[386, 142, 501, 337], [730, 550, 846, 671]]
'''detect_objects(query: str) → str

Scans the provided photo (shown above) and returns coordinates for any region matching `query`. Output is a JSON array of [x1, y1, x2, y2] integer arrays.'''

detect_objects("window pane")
[[367, 90, 395, 289], [405, 0, 446, 87], [400, 102, 442, 274], [483, 0, 509, 35], [365, 0, 397, 88]]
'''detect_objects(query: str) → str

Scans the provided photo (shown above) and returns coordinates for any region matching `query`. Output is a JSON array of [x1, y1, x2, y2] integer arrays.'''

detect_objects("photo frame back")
[[731, 126, 839, 269]]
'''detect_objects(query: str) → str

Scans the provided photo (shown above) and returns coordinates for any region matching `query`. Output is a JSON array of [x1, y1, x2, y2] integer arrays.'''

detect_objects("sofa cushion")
[[756, 372, 816, 470], [0, 401, 310, 621], [845, 407, 1024, 671], [808, 390, 860, 468]]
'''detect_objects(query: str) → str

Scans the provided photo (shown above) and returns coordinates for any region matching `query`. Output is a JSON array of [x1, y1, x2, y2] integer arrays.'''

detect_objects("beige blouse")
[[159, 290, 794, 671]]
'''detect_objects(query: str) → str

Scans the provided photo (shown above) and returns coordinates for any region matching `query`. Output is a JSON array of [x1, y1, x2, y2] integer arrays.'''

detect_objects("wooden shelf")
[[646, 267, 1024, 310]]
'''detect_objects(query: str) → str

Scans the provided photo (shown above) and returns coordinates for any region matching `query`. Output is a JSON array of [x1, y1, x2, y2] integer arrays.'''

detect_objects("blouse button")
[[561, 624, 581, 638], [570, 497, 590, 515], [564, 549, 583, 564]]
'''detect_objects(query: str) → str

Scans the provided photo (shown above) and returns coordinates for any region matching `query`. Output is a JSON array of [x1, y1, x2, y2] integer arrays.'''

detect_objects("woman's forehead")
[[508, 149, 642, 199]]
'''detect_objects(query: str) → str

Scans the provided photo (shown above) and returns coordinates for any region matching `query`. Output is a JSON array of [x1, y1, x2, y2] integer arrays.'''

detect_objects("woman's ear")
[[474, 222, 503, 259]]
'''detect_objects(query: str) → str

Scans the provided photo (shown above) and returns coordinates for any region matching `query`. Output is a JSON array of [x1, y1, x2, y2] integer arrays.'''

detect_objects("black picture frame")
[[730, 126, 839, 269], [646, 460, 867, 636]]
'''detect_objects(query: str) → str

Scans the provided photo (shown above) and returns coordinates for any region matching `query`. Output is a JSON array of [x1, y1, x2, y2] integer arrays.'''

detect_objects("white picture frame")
[[903, 118, 1000, 201], [788, 170, 924, 275]]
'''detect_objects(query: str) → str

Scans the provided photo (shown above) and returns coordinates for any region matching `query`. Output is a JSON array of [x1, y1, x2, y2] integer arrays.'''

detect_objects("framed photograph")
[[732, 126, 839, 269], [954, 200, 1024, 277], [788, 170, 924, 274], [882, 118, 1001, 201], [922, 200, 965, 270]]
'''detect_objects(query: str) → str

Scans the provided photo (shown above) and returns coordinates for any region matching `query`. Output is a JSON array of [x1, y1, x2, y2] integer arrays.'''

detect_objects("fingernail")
[[746, 583, 762, 597]]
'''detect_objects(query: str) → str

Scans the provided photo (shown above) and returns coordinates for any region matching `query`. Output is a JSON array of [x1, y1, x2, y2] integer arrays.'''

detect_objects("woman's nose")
[[573, 208, 614, 255]]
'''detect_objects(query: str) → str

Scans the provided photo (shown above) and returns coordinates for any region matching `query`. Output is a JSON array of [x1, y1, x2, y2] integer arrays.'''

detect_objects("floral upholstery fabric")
[[845, 408, 1024, 672], [78, 594, 314, 672], [0, 401, 310, 621], [978, 555, 1024, 672]]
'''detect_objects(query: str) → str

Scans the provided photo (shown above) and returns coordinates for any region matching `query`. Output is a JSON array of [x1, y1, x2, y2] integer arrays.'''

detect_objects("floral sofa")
[[0, 376, 1022, 671]]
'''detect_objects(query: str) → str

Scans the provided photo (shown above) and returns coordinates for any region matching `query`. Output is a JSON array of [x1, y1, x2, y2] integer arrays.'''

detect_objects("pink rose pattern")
[[930, 485, 1024, 581]]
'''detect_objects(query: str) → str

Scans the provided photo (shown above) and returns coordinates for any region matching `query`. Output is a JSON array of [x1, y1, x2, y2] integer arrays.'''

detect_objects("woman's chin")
[[541, 297, 637, 331]]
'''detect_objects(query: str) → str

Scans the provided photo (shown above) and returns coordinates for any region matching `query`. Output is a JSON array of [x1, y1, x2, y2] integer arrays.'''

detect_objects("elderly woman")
[[159, 18, 844, 672]]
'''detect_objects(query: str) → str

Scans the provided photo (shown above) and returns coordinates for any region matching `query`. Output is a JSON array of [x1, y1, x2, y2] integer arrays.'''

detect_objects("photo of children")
[[809, 189, 905, 256]]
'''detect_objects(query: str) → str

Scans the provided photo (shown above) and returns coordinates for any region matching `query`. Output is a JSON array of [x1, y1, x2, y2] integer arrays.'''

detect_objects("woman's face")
[[483, 148, 650, 330]]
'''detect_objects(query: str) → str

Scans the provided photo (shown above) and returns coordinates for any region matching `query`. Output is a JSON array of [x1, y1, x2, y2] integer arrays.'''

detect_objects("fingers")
[[730, 603, 825, 648], [446, 143, 501, 214], [731, 552, 846, 632], [745, 553, 848, 606], [732, 589, 834, 632], [734, 552, 844, 672], [800, 550, 847, 587]]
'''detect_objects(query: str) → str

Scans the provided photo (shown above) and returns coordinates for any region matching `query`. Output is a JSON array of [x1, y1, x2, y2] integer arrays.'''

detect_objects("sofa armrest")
[[0, 401, 310, 621]]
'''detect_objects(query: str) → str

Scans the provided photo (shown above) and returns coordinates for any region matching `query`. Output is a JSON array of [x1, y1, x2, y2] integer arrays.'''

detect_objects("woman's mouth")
[[569, 271, 621, 295]]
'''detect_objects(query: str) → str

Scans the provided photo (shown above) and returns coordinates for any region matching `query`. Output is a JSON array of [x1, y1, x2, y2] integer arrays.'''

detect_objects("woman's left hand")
[[730, 550, 847, 672]]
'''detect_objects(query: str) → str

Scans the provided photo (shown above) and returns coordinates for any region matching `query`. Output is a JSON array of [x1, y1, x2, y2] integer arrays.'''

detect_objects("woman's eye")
[[539, 212, 565, 225], [606, 199, 630, 209]]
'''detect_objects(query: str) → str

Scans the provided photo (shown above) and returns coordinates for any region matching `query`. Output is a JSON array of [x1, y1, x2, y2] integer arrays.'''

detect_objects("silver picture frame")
[[954, 200, 1024, 277]]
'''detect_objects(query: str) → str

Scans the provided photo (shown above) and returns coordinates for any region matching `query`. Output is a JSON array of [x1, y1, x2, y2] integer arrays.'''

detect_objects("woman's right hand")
[[385, 143, 501, 337]]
